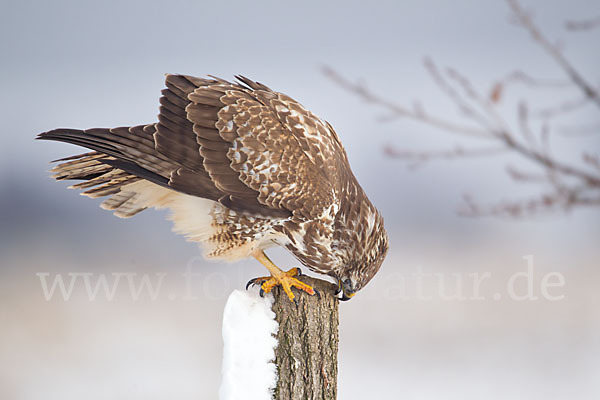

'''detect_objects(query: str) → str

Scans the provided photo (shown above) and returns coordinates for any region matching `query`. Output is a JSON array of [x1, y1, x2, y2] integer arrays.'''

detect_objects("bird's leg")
[[247, 250, 316, 303]]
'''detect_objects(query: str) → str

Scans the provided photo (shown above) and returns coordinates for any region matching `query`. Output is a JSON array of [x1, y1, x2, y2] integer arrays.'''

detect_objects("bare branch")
[[384, 144, 507, 169], [517, 101, 536, 145], [583, 153, 600, 172], [534, 96, 591, 119], [323, 1, 600, 218], [506, 165, 548, 183], [459, 189, 600, 218], [506, 0, 600, 109], [424, 59, 498, 133], [565, 16, 600, 31], [445, 66, 510, 132], [321, 66, 490, 138], [502, 136, 600, 187], [495, 70, 572, 89]]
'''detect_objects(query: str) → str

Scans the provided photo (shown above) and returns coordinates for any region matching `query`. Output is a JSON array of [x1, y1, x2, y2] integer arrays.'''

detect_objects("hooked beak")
[[339, 291, 355, 301], [336, 279, 356, 301]]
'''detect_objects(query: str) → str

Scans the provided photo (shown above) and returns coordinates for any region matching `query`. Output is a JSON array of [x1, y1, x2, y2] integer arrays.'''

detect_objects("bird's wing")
[[39, 74, 347, 220], [163, 74, 345, 219]]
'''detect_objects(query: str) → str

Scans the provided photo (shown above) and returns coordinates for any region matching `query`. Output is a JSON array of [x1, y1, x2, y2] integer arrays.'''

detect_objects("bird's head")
[[336, 209, 388, 301]]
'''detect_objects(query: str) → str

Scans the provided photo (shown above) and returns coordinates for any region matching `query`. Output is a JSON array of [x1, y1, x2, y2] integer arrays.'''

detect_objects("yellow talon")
[[250, 251, 316, 302]]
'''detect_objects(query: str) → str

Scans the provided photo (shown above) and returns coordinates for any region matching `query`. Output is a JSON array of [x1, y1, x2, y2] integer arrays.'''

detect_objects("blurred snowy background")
[[1, 0, 599, 399]]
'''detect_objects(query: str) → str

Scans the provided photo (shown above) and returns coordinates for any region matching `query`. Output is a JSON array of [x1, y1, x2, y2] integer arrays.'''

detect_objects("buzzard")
[[37, 74, 388, 302]]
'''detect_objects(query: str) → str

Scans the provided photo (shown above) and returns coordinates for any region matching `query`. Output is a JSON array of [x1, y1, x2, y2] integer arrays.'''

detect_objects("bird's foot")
[[246, 267, 317, 303]]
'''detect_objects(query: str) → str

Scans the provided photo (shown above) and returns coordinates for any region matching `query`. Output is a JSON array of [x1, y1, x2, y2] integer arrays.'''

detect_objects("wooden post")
[[270, 276, 339, 400]]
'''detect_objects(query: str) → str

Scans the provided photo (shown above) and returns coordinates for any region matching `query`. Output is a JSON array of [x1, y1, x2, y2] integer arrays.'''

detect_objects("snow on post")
[[219, 288, 278, 400]]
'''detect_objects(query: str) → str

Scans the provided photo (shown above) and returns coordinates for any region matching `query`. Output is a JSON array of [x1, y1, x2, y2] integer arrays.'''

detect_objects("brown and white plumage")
[[38, 74, 388, 298]]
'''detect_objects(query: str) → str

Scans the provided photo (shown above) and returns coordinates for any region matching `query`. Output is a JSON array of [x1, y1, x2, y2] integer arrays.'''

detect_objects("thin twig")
[[460, 188, 600, 218], [384, 144, 507, 169], [500, 134, 600, 187], [506, 0, 600, 109], [506, 165, 548, 183], [565, 16, 600, 31], [583, 153, 600, 172], [321, 66, 490, 138], [424, 59, 498, 133], [534, 96, 591, 119], [517, 101, 536, 145], [445, 66, 509, 132], [496, 70, 572, 89]]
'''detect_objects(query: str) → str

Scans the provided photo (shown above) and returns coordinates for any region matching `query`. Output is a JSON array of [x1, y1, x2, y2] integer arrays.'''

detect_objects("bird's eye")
[[343, 278, 351, 286]]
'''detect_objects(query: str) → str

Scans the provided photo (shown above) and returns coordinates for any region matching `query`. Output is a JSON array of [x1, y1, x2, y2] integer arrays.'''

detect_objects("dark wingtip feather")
[[234, 75, 271, 91], [49, 151, 98, 163], [36, 130, 55, 140], [37, 128, 84, 141]]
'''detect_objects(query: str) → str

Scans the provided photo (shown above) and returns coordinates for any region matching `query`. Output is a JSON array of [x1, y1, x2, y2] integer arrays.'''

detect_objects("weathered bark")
[[271, 276, 339, 400]]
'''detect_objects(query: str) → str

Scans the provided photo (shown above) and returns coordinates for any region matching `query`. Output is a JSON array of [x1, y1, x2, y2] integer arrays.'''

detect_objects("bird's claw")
[[246, 267, 317, 303], [245, 278, 258, 290], [246, 275, 271, 291]]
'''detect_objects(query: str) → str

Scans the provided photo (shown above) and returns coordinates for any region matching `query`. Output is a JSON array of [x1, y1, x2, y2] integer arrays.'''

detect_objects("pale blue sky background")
[[1, 1, 599, 399]]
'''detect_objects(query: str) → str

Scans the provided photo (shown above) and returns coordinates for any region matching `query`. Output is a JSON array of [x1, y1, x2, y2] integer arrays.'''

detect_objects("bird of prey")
[[38, 74, 388, 302]]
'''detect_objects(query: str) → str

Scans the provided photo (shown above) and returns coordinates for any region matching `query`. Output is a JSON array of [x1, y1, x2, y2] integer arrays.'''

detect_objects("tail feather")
[[82, 175, 141, 199], [37, 126, 172, 189], [43, 148, 150, 218], [70, 169, 131, 190], [49, 152, 112, 181], [37, 125, 206, 219]]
